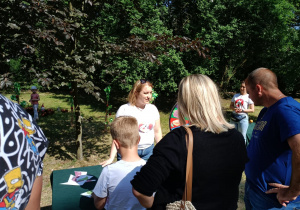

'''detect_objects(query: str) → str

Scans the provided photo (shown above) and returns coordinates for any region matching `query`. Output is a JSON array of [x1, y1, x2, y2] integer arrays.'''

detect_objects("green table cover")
[[246, 122, 256, 146], [51, 165, 103, 210]]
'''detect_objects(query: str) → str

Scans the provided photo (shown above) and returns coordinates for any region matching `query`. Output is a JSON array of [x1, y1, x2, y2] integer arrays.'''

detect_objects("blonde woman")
[[131, 74, 248, 209], [101, 79, 162, 166]]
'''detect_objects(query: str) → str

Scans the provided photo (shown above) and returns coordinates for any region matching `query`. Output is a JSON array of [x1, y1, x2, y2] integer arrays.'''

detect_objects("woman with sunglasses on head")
[[101, 79, 162, 166]]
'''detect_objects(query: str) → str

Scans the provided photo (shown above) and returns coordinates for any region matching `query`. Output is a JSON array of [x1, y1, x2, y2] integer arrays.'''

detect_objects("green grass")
[[3, 91, 269, 210]]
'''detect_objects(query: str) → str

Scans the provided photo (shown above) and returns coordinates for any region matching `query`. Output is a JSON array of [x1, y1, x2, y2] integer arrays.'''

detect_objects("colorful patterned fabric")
[[0, 94, 48, 210]]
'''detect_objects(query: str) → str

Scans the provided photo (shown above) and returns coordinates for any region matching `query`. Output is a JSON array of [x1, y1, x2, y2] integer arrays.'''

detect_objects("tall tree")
[[162, 0, 299, 92], [0, 0, 104, 160], [0, 0, 209, 159]]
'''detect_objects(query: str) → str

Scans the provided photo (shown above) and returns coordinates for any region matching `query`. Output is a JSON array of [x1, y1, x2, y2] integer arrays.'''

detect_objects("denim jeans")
[[230, 114, 248, 144], [33, 104, 39, 120], [244, 181, 300, 210], [117, 144, 154, 161]]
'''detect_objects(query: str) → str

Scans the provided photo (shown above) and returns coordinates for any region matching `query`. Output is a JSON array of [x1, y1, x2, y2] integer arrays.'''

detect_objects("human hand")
[[265, 183, 298, 207], [234, 108, 242, 113], [100, 158, 114, 167]]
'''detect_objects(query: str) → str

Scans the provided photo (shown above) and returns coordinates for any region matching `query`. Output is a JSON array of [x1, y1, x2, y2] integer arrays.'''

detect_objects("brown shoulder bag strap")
[[180, 126, 193, 209]]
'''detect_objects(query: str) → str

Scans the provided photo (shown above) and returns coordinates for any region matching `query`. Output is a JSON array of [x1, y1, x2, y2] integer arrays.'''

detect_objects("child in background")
[[92, 116, 146, 210], [29, 86, 40, 121]]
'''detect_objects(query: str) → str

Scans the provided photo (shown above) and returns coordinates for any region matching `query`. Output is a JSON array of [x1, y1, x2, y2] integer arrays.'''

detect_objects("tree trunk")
[[72, 81, 83, 160], [68, 2, 83, 160]]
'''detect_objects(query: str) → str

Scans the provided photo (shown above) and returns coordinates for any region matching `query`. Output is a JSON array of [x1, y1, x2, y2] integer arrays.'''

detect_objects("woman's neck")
[[135, 102, 146, 109]]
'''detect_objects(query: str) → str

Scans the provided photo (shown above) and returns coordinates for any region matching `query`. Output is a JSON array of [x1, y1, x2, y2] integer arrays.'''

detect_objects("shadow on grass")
[[35, 92, 259, 161], [46, 89, 125, 114], [37, 111, 110, 161], [46, 89, 177, 114]]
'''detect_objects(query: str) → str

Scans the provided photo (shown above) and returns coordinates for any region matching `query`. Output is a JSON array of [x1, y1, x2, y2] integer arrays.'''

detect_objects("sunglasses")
[[140, 79, 149, 84]]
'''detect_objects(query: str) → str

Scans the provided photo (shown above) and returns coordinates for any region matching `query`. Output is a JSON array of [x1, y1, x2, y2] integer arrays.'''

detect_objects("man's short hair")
[[110, 116, 139, 148], [247, 68, 278, 90]]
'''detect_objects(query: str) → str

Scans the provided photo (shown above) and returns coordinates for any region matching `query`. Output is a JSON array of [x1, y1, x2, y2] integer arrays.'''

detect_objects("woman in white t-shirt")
[[230, 81, 254, 143], [101, 79, 162, 166]]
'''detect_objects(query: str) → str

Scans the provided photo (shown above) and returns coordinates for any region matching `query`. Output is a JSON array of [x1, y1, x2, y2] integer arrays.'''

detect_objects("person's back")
[[131, 74, 248, 210], [190, 127, 246, 209], [30, 92, 39, 105], [92, 116, 146, 210], [132, 126, 246, 209], [94, 159, 146, 210]]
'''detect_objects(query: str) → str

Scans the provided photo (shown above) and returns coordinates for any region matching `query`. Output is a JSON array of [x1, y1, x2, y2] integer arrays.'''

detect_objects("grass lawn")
[[3, 91, 266, 210]]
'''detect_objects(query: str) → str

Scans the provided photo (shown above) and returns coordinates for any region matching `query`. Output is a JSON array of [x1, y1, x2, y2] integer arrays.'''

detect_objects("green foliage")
[[9, 58, 22, 73], [10, 82, 21, 103], [149, 49, 188, 95], [13, 82, 21, 95], [273, 29, 300, 95], [198, 0, 298, 92], [151, 89, 158, 103], [20, 101, 27, 107], [1, 0, 300, 97]]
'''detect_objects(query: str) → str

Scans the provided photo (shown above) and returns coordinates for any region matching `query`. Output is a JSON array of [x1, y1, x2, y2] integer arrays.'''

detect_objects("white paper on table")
[[81, 191, 93, 198], [60, 173, 96, 186], [76, 175, 95, 185], [74, 171, 87, 177], [61, 174, 80, 186]]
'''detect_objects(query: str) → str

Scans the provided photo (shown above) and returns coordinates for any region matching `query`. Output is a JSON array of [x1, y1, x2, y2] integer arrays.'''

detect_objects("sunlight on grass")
[[160, 111, 171, 136], [2, 91, 274, 209]]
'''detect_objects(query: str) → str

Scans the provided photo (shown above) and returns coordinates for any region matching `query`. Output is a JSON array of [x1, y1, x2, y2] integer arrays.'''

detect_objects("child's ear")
[[137, 137, 140, 145], [113, 140, 120, 149]]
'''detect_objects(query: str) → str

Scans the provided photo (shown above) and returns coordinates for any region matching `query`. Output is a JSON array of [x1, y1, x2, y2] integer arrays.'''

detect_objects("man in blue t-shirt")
[[244, 68, 300, 209]]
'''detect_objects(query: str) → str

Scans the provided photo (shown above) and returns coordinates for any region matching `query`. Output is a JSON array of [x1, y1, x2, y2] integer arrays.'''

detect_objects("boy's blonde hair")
[[110, 116, 140, 148], [127, 79, 153, 106], [178, 74, 234, 133]]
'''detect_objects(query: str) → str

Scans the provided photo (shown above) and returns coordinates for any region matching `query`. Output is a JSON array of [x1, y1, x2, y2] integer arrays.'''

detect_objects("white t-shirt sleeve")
[[248, 97, 254, 105], [116, 104, 131, 118], [152, 105, 160, 121], [231, 96, 235, 103], [231, 94, 239, 103], [116, 105, 124, 118], [93, 166, 109, 198]]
